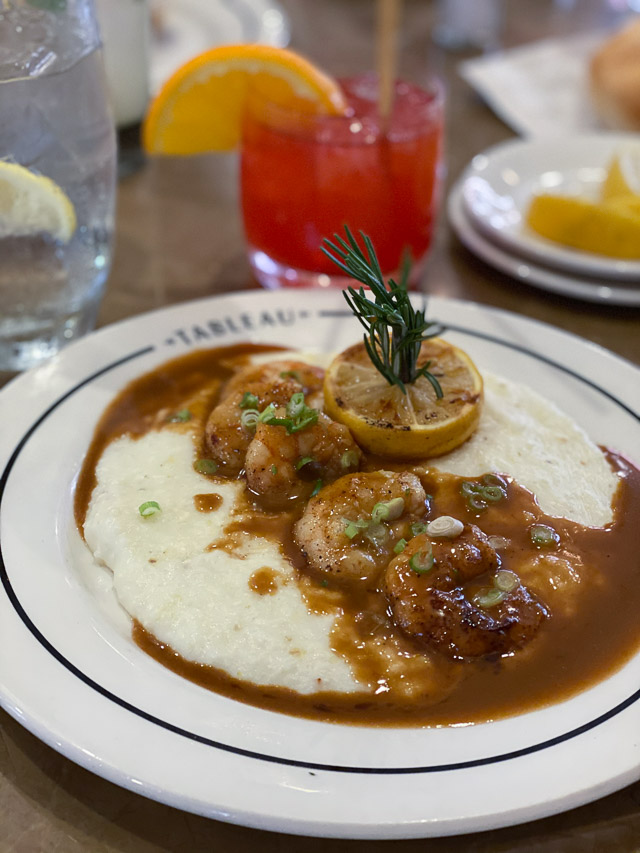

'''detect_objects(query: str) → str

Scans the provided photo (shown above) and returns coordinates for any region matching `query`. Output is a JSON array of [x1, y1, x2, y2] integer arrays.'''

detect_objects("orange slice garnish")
[[143, 44, 348, 155]]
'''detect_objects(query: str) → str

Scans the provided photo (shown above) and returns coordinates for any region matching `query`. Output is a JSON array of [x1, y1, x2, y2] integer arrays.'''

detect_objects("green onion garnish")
[[193, 459, 218, 475], [311, 479, 323, 497], [296, 456, 314, 470], [240, 408, 260, 430], [280, 369, 302, 381], [460, 474, 507, 511], [394, 538, 408, 554], [270, 464, 278, 475], [371, 497, 405, 524], [167, 409, 191, 423], [494, 570, 519, 592], [258, 403, 277, 423], [258, 394, 319, 434], [473, 588, 505, 608], [410, 521, 427, 536], [341, 449, 359, 469], [239, 391, 259, 409], [364, 521, 387, 544], [139, 501, 161, 518], [530, 524, 560, 548], [409, 547, 434, 574]]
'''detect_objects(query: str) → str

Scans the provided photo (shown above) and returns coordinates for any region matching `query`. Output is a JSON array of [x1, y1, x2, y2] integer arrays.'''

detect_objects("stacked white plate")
[[448, 134, 640, 306]]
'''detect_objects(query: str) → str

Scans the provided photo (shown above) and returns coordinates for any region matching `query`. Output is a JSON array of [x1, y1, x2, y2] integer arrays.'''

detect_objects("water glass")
[[0, 0, 117, 372]]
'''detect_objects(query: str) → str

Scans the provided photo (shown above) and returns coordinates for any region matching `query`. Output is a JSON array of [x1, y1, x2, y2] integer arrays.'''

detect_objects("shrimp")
[[384, 526, 548, 659], [223, 360, 325, 408], [245, 413, 362, 508], [295, 471, 428, 581], [204, 360, 324, 475]]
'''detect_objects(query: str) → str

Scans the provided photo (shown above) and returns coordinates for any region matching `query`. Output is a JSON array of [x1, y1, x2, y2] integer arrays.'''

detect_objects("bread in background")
[[589, 17, 640, 132]]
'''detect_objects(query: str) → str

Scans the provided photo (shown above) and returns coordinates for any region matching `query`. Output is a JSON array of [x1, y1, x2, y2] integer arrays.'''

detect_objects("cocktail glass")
[[241, 73, 445, 289], [0, 0, 117, 372]]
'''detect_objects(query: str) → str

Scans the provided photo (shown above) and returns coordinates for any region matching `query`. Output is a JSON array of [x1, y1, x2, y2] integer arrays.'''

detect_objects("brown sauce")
[[249, 567, 280, 595], [76, 344, 640, 727], [194, 493, 222, 513]]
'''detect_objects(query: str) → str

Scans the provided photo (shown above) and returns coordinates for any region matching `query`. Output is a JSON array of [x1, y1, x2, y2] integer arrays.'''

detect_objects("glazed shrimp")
[[245, 412, 362, 508], [204, 375, 300, 474], [223, 360, 325, 408], [205, 360, 326, 474], [295, 471, 428, 581], [384, 525, 548, 659]]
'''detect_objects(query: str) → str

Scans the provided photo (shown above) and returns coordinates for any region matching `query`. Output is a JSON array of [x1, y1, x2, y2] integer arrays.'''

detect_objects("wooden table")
[[2, 1, 639, 850]]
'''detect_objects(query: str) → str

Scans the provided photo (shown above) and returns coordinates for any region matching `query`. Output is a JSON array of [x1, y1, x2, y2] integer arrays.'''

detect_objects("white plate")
[[1, 290, 640, 839], [149, 0, 290, 94], [449, 180, 640, 306], [461, 134, 640, 281]]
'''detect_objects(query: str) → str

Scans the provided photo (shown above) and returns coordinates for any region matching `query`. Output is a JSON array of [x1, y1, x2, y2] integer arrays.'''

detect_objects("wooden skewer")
[[376, 0, 402, 123]]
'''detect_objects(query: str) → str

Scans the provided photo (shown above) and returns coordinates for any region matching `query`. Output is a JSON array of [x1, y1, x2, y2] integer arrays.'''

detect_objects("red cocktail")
[[241, 74, 444, 288]]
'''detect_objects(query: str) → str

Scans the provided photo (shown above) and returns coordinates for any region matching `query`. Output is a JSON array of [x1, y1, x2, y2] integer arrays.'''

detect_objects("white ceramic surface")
[[461, 134, 640, 281], [1, 290, 639, 839], [149, 0, 290, 93], [449, 181, 640, 306]]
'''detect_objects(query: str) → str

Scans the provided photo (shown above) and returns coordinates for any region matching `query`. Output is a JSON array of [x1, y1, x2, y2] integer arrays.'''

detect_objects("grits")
[[83, 364, 619, 697], [84, 429, 360, 693]]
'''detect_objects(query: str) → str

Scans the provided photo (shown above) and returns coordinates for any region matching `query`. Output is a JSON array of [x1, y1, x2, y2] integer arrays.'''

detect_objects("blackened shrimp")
[[295, 471, 428, 581], [245, 413, 362, 508], [384, 525, 548, 659]]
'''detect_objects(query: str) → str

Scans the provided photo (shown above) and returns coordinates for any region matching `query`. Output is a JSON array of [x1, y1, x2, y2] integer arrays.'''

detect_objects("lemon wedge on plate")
[[324, 339, 484, 459], [0, 161, 76, 243], [601, 150, 640, 202], [143, 44, 348, 155], [526, 193, 640, 260]]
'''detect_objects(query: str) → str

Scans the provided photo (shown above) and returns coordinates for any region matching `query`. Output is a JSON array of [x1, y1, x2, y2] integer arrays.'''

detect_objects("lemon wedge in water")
[[0, 161, 76, 243]]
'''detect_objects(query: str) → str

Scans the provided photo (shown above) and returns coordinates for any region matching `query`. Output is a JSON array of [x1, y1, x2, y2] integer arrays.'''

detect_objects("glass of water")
[[0, 0, 116, 373]]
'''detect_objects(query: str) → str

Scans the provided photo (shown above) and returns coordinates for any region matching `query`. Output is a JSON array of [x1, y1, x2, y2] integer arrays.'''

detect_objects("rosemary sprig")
[[321, 227, 445, 396]]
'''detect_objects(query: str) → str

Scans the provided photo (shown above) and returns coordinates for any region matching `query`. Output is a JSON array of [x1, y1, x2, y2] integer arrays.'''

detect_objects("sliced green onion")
[[530, 524, 560, 548], [468, 494, 488, 511], [473, 588, 505, 608], [296, 456, 314, 470], [426, 516, 464, 538], [239, 391, 259, 410], [483, 473, 507, 489], [167, 408, 191, 423], [461, 480, 482, 497], [320, 578, 329, 588], [410, 521, 428, 536], [364, 522, 388, 544], [341, 517, 369, 539], [193, 458, 218, 475], [341, 449, 359, 469], [240, 408, 260, 430], [409, 547, 434, 575], [139, 501, 161, 518], [371, 497, 405, 524], [311, 479, 323, 497], [258, 403, 277, 423], [270, 464, 278, 475], [280, 369, 301, 382], [483, 485, 507, 502], [287, 392, 305, 417], [494, 570, 519, 592], [487, 535, 510, 550], [393, 538, 408, 554]]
